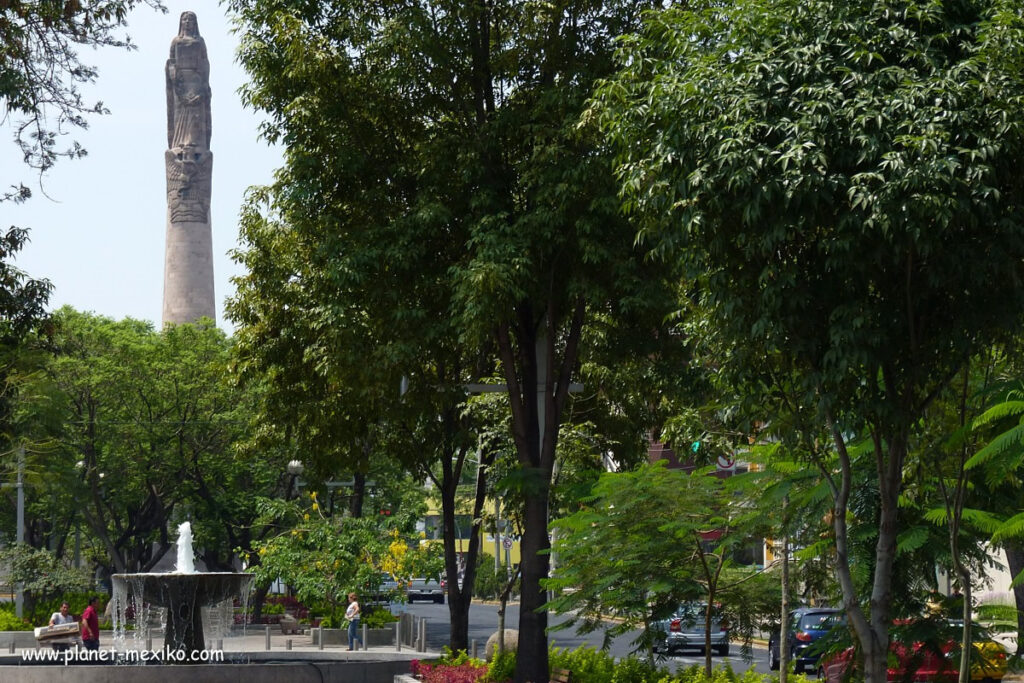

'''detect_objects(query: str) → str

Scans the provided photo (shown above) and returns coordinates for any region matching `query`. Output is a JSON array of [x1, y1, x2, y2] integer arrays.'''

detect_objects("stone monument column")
[[162, 10, 215, 326]]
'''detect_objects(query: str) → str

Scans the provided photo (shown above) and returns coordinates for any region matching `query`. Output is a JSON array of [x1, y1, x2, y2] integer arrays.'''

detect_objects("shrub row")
[[412, 646, 817, 683]]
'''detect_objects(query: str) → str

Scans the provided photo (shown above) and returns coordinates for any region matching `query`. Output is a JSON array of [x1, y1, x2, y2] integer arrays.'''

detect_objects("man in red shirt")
[[80, 597, 100, 650]]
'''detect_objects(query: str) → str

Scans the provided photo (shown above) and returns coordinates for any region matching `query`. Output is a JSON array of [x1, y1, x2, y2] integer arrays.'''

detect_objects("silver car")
[[406, 577, 446, 604], [653, 603, 730, 656]]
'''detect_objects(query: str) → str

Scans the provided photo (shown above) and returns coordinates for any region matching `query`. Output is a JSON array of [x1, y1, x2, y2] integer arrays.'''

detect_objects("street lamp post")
[[14, 447, 23, 618]]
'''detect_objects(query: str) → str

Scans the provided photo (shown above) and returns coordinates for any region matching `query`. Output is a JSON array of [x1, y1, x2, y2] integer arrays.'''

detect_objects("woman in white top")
[[344, 592, 362, 651]]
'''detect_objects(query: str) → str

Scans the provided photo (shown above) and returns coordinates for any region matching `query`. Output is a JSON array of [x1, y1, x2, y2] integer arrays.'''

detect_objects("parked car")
[[406, 577, 446, 604], [366, 572, 400, 604], [652, 603, 730, 656], [819, 624, 1008, 683], [768, 606, 842, 673]]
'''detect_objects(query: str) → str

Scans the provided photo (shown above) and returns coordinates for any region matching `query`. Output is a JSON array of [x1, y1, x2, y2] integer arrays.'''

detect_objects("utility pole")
[[15, 447, 24, 618]]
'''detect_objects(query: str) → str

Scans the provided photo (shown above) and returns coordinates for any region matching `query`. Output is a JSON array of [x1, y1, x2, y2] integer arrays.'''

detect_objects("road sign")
[[502, 537, 513, 550]]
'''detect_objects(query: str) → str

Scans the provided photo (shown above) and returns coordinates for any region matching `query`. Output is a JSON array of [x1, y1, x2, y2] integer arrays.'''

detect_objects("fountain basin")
[[112, 572, 253, 655]]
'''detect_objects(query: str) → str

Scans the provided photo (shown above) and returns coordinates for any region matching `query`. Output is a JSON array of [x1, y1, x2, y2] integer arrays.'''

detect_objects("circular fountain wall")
[[112, 571, 254, 654]]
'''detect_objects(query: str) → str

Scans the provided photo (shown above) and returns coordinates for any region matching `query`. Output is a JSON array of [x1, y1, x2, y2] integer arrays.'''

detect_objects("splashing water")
[[176, 521, 196, 574]]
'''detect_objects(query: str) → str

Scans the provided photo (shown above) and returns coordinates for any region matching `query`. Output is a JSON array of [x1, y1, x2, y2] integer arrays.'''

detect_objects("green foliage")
[[0, 606, 29, 632], [251, 496, 439, 624], [548, 646, 620, 683], [438, 647, 487, 668], [21, 308, 276, 577], [228, 1, 683, 674], [29, 592, 107, 628], [2, 0, 164, 176], [361, 606, 398, 629], [547, 461, 765, 661], [609, 656, 667, 683], [594, 0, 1024, 675], [472, 557, 505, 601], [0, 544, 90, 619], [483, 649, 516, 682]]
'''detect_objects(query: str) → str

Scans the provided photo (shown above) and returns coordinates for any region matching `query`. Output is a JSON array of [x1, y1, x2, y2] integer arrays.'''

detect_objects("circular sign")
[[717, 455, 736, 470], [502, 537, 513, 549]]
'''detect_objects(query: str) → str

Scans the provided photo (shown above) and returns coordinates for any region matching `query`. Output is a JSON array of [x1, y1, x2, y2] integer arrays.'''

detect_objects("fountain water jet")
[[112, 522, 253, 656]]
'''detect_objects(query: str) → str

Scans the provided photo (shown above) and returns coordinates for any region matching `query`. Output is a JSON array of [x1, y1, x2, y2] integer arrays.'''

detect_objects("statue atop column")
[[165, 10, 212, 224], [162, 11, 215, 326]]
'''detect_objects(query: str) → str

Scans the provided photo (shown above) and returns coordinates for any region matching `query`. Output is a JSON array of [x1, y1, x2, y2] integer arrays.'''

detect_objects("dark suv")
[[768, 607, 841, 673]]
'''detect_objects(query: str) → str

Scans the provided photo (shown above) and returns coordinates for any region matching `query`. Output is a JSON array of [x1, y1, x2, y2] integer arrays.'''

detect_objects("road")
[[393, 600, 772, 675]]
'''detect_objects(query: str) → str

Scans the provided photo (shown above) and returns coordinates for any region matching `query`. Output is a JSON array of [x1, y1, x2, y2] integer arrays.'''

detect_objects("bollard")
[[395, 621, 401, 652], [265, 625, 271, 651], [471, 639, 478, 659], [8, 641, 13, 654], [318, 626, 324, 651], [418, 617, 426, 652], [362, 623, 368, 651], [286, 639, 292, 651]]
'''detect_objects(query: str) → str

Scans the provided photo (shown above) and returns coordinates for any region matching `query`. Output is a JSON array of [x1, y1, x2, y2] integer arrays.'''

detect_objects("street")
[[394, 601, 773, 675]]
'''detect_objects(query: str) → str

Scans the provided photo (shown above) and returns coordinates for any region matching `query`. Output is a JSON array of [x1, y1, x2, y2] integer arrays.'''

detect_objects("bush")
[[549, 645, 620, 683], [412, 649, 488, 683], [474, 560, 504, 600], [29, 592, 107, 628], [483, 650, 515, 682], [414, 645, 801, 683], [363, 606, 398, 629], [0, 607, 29, 632]]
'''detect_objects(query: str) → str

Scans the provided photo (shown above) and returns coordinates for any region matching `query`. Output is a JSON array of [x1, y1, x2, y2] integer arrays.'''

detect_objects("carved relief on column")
[[165, 149, 212, 223]]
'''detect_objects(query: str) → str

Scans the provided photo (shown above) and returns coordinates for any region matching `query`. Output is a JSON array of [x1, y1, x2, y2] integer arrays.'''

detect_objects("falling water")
[[176, 521, 196, 574], [111, 520, 253, 659]]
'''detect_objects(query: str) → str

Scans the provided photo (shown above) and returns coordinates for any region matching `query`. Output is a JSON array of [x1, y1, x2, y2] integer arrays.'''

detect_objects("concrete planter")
[[311, 627, 394, 647], [0, 630, 117, 651]]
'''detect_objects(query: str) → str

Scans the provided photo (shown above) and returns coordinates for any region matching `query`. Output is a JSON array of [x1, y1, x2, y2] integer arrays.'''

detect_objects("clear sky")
[[6, 2, 282, 332]]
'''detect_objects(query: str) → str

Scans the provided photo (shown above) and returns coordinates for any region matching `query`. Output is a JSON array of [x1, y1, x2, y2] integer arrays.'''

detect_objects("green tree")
[[26, 309, 271, 581], [0, 544, 90, 620], [968, 375, 1024, 656], [2, 0, 164, 180], [592, 2, 1024, 681], [547, 462, 770, 675], [546, 463, 710, 659], [229, 2, 676, 677], [1, 1, 164, 386], [251, 497, 439, 626]]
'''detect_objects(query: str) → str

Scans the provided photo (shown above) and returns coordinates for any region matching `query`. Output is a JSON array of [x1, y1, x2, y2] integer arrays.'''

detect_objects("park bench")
[[550, 668, 572, 683]]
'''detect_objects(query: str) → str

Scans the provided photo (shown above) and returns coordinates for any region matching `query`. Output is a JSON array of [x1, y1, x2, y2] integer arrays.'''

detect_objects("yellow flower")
[[258, 548, 266, 556], [304, 513, 310, 521], [310, 491, 317, 499], [312, 503, 320, 511], [291, 530, 298, 536]]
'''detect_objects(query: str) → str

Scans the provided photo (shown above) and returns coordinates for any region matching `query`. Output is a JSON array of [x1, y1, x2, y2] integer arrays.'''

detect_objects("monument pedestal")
[[163, 218, 215, 324]]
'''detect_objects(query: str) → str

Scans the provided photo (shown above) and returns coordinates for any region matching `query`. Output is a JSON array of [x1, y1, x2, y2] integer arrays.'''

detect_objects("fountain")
[[111, 522, 254, 655], [0, 521, 425, 681]]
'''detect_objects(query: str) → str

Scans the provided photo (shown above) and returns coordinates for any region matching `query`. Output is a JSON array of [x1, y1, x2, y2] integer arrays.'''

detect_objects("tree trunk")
[[516, 487, 551, 683], [781, 525, 790, 683], [444, 444, 491, 652], [826, 417, 900, 683], [249, 581, 271, 624]]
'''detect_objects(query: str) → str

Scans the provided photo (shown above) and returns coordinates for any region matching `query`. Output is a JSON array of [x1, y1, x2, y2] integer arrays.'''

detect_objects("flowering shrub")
[[411, 646, 793, 683], [411, 658, 488, 683]]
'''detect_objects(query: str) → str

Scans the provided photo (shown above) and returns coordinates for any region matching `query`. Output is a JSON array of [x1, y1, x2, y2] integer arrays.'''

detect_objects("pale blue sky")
[[6, 2, 281, 331]]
